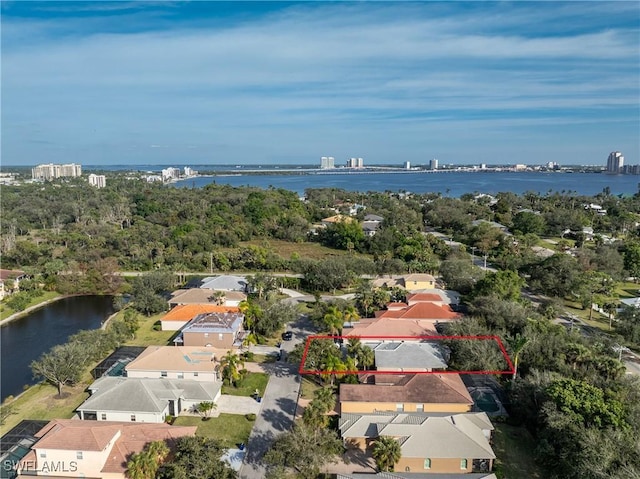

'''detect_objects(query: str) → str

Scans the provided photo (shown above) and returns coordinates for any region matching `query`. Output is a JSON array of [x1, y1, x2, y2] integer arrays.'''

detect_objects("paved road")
[[239, 315, 316, 479]]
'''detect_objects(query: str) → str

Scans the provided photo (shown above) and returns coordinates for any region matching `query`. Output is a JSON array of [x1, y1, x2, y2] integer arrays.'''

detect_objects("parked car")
[[281, 331, 293, 341]]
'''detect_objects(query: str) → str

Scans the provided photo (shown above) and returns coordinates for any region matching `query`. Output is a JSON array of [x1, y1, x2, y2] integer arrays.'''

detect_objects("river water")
[[0, 295, 114, 402], [173, 171, 640, 197]]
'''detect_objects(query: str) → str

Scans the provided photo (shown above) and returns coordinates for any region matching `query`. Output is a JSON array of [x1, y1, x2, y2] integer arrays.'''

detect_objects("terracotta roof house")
[[16, 419, 195, 478], [168, 288, 246, 308], [339, 373, 473, 414], [375, 302, 461, 323], [370, 342, 449, 372], [76, 376, 222, 422], [160, 304, 240, 331], [339, 412, 495, 474], [174, 312, 244, 348], [403, 274, 436, 291], [344, 317, 438, 338], [406, 292, 446, 306], [125, 345, 225, 382]]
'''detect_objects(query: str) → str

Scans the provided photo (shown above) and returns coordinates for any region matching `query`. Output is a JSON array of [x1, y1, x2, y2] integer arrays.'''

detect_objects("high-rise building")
[[88, 174, 106, 188], [161, 167, 181, 181], [404, 161, 411, 170], [347, 157, 364, 168], [430, 158, 439, 170], [32, 163, 82, 181], [320, 157, 335, 169], [606, 151, 624, 174]]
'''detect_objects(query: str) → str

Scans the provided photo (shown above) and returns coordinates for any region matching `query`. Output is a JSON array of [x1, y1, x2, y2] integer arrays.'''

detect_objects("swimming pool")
[[471, 389, 500, 413]]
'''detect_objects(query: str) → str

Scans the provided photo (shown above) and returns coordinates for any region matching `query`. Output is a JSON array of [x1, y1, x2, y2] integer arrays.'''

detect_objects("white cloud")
[[2, 2, 638, 165]]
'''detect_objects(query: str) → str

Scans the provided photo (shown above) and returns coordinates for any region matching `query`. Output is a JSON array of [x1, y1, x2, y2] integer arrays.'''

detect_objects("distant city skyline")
[[2, 1, 639, 166]]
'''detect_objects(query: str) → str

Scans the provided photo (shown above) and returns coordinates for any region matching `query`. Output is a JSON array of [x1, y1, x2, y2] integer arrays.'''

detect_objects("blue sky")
[[2, 1, 639, 166]]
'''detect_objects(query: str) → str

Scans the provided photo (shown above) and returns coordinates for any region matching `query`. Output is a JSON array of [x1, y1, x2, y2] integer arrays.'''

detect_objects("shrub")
[[245, 413, 256, 421], [242, 351, 255, 361]]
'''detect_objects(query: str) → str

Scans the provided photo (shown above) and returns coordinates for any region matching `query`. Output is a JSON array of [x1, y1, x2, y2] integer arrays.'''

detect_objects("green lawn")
[[492, 423, 545, 479], [615, 281, 640, 299], [0, 291, 62, 321], [300, 377, 322, 399], [250, 354, 277, 364], [122, 311, 176, 346], [222, 373, 269, 397], [173, 414, 255, 448], [1, 381, 90, 435], [563, 300, 616, 332]]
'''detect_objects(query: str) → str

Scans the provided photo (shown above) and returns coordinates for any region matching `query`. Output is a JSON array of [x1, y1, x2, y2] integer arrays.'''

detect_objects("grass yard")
[[173, 414, 255, 448], [615, 281, 640, 299], [492, 423, 545, 479], [1, 382, 90, 435], [222, 372, 269, 397], [250, 354, 277, 364], [122, 311, 176, 346], [563, 300, 616, 332], [300, 377, 322, 399], [0, 291, 62, 322]]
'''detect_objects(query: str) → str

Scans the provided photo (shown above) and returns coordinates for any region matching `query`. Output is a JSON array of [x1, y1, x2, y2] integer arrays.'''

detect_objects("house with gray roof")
[[174, 311, 245, 348], [339, 412, 495, 474], [200, 275, 248, 292], [76, 377, 221, 423], [370, 341, 449, 372]]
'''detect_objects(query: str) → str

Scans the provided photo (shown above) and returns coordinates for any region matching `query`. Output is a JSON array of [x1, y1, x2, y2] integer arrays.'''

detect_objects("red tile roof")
[[377, 302, 460, 320], [162, 304, 240, 321], [407, 293, 443, 303], [340, 373, 473, 406], [27, 420, 196, 475]]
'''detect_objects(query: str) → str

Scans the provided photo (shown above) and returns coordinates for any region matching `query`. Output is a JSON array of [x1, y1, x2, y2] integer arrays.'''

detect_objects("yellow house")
[[339, 412, 495, 474], [339, 373, 473, 414], [403, 274, 436, 291]]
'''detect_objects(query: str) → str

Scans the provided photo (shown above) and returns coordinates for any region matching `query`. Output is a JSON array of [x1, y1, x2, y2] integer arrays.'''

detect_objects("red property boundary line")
[[298, 335, 515, 376]]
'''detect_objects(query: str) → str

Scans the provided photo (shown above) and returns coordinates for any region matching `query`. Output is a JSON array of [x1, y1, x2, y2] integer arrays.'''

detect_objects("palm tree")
[[356, 345, 375, 371], [146, 440, 170, 465], [372, 436, 402, 472], [196, 401, 217, 420], [208, 291, 226, 305], [346, 337, 362, 358], [220, 351, 245, 387], [343, 305, 360, 325], [126, 451, 155, 479], [323, 306, 344, 336], [565, 343, 592, 371], [313, 386, 337, 414], [507, 334, 530, 382], [322, 355, 346, 386], [242, 331, 258, 352], [239, 299, 263, 333]]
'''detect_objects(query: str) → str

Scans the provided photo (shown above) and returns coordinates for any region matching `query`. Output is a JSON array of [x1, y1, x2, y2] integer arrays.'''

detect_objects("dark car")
[[281, 331, 293, 341]]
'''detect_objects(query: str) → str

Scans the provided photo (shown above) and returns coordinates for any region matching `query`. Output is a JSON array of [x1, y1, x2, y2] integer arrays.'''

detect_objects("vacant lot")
[[492, 423, 544, 479]]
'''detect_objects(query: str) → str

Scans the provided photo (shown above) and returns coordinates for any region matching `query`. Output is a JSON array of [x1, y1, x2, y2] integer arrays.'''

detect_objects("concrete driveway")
[[239, 314, 316, 479]]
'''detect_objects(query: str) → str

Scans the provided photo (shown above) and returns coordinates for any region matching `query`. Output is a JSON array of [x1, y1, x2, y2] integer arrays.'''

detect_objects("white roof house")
[[370, 341, 449, 372], [200, 275, 248, 292], [76, 377, 221, 423]]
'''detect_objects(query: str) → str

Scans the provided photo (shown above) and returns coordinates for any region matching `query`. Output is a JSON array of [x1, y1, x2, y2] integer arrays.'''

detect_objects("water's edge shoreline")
[[0, 294, 72, 327]]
